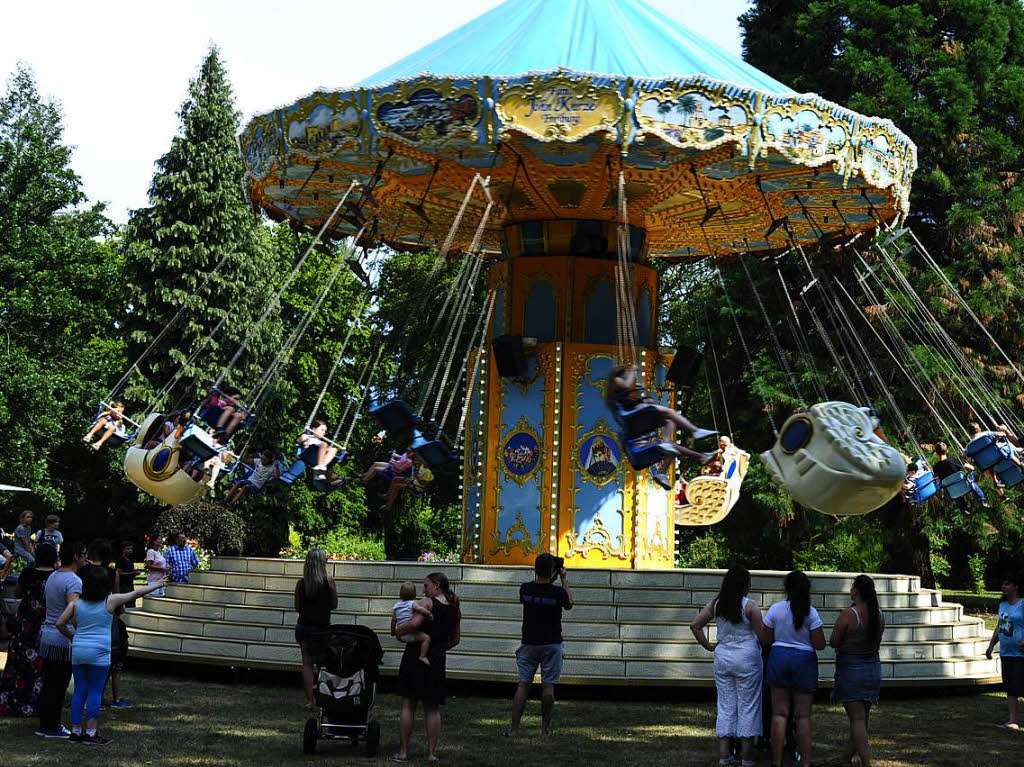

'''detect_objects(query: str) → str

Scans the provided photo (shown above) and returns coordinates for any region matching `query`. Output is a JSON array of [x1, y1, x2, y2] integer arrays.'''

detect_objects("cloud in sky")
[[0, 0, 750, 223]]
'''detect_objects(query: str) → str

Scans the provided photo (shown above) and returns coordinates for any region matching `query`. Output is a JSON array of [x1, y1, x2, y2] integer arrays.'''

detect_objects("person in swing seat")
[[143, 411, 184, 450], [356, 448, 415, 491], [213, 386, 250, 437], [380, 454, 435, 512], [82, 402, 127, 450], [604, 364, 718, 474], [299, 419, 342, 476], [223, 449, 280, 506]]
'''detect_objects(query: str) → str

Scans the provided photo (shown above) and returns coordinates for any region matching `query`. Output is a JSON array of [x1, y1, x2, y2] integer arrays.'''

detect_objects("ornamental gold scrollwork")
[[565, 513, 629, 560], [142, 444, 182, 483], [489, 510, 543, 556], [572, 418, 623, 489], [760, 101, 851, 172], [675, 449, 749, 526], [496, 74, 624, 143], [634, 83, 751, 153], [371, 79, 482, 147], [284, 92, 363, 158]]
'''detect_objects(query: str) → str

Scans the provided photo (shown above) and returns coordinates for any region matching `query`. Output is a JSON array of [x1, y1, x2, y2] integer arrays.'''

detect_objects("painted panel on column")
[[566, 352, 629, 564], [523, 279, 556, 341], [583, 280, 616, 344], [490, 353, 546, 560]]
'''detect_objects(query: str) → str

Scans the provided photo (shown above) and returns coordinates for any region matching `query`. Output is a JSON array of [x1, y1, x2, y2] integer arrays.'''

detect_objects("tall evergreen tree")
[[736, 0, 1024, 584], [121, 46, 280, 409], [0, 65, 124, 514]]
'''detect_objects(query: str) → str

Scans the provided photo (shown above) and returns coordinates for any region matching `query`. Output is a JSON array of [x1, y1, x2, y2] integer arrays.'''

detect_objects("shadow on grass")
[[0, 669, 1018, 766]]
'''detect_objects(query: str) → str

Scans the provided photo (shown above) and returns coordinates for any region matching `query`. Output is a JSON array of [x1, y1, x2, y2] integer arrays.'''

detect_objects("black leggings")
[[38, 658, 73, 731]]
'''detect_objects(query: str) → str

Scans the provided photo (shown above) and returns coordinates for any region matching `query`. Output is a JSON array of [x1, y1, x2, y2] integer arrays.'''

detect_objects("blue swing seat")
[[621, 434, 681, 471], [941, 471, 977, 500], [611, 400, 664, 440], [309, 475, 345, 494], [964, 433, 1014, 471], [410, 429, 457, 468], [278, 460, 307, 485], [908, 471, 940, 503], [180, 424, 219, 462], [370, 399, 421, 436], [995, 459, 1024, 489]]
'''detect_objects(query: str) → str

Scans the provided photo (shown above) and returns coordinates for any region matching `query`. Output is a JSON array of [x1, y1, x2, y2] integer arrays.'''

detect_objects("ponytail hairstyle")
[[426, 571, 460, 618], [604, 364, 633, 406], [715, 565, 750, 624], [853, 574, 882, 648], [784, 570, 812, 631]]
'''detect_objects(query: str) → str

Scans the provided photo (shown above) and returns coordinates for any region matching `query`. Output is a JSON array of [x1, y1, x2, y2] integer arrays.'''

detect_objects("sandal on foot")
[[390, 755, 408, 763]]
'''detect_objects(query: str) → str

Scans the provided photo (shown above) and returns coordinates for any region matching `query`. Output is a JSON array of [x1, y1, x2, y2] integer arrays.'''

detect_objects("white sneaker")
[[692, 428, 718, 440], [313, 464, 327, 472]]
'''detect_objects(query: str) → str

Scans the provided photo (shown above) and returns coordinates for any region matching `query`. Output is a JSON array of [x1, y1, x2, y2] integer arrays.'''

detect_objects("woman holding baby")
[[390, 571, 461, 764]]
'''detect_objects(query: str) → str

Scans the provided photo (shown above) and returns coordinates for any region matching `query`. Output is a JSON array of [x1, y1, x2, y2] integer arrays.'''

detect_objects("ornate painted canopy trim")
[[240, 69, 916, 259]]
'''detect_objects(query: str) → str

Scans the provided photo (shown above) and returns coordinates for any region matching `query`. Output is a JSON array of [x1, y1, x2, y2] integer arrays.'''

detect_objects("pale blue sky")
[[1, 0, 751, 223]]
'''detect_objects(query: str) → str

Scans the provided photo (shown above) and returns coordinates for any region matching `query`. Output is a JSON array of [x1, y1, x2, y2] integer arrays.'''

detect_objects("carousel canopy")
[[357, 0, 791, 93], [240, 0, 916, 259]]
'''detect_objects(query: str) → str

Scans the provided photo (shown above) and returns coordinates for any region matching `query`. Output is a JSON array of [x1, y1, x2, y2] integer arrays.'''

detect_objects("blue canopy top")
[[357, 0, 791, 93]]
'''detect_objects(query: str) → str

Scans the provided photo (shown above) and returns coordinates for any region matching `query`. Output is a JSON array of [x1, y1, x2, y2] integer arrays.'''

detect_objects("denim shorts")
[[766, 645, 818, 693], [516, 643, 564, 684]]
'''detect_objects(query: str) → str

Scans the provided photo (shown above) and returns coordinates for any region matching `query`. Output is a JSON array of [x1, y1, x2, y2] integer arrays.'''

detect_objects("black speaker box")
[[493, 335, 529, 378], [665, 346, 703, 389]]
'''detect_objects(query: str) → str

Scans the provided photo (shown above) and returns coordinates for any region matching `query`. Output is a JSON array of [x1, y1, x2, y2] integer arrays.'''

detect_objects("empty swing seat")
[[612, 401, 664, 440], [908, 471, 940, 503], [964, 433, 1013, 471], [278, 460, 307, 485], [370, 399, 421, 436], [179, 425, 219, 462], [410, 430, 457, 468], [621, 434, 681, 471], [994, 459, 1024, 489], [941, 471, 976, 500]]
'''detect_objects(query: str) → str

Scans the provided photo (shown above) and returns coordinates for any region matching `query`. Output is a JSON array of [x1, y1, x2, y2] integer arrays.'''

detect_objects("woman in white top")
[[144, 534, 168, 597], [763, 570, 826, 767], [691, 566, 766, 767]]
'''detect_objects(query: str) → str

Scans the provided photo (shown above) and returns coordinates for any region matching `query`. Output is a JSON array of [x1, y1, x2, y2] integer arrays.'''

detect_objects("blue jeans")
[[71, 664, 109, 724]]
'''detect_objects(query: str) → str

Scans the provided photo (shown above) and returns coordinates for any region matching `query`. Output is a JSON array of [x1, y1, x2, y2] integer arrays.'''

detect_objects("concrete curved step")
[[123, 558, 1001, 687]]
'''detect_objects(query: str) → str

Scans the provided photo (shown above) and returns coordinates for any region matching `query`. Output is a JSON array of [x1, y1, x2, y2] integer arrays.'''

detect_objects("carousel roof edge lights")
[[240, 0, 917, 260]]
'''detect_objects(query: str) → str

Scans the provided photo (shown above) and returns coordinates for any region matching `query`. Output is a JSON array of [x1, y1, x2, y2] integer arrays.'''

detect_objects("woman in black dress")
[[390, 571, 461, 763], [0, 543, 57, 717], [294, 549, 337, 709]]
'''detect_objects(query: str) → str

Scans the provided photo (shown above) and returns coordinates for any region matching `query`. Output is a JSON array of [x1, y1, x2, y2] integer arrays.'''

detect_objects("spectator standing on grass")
[[505, 552, 574, 738], [294, 549, 338, 710], [0, 543, 57, 717], [690, 565, 764, 767], [165, 533, 200, 584], [35, 541, 86, 738], [764, 570, 826, 767], [78, 539, 114, 590], [830, 574, 885, 767], [986, 572, 1024, 730], [55, 565, 167, 744], [391, 572, 461, 764], [114, 540, 137, 595], [144, 534, 169, 596]]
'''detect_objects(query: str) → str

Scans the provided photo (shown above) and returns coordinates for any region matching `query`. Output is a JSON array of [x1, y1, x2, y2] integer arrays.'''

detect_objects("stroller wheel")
[[365, 720, 380, 757], [303, 717, 318, 754]]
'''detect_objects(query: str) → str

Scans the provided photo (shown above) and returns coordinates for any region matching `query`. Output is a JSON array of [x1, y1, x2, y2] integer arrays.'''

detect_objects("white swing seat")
[[675, 448, 750, 526], [760, 401, 906, 516], [123, 414, 209, 506]]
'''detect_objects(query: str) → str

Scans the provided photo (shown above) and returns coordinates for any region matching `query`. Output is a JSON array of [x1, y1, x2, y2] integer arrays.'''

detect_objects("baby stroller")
[[302, 624, 384, 756]]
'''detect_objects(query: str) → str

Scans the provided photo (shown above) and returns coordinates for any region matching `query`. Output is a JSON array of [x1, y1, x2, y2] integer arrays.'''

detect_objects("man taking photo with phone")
[[505, 552, 574, 737]]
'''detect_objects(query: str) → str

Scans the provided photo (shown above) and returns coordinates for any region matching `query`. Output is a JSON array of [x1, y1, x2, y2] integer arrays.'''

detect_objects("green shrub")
[[155, 501, 247, 555], [968, 553, 987, 594], [793, 530, 884, 573], [676, 530, 735, 569]]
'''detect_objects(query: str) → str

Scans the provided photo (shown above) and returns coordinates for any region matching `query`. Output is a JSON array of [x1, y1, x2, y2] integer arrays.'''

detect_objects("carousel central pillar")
[[461, 220, 676, 569]]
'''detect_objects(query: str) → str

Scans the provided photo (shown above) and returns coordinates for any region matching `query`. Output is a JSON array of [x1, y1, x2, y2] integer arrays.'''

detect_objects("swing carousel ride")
[[113, 0, 1022, 572]]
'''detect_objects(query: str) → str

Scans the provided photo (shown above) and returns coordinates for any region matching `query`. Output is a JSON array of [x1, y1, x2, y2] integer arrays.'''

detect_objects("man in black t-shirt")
[[114, 541, 138, 594], [505, 552, 573, 737], [77, 539, 115, 590]]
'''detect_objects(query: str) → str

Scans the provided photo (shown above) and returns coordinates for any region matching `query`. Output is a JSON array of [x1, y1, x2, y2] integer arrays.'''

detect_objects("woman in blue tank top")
[[56, 565, 166, 744]]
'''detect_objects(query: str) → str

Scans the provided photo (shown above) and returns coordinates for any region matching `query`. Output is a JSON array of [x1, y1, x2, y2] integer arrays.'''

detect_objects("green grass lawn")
[[0, 659, 1020, 766]]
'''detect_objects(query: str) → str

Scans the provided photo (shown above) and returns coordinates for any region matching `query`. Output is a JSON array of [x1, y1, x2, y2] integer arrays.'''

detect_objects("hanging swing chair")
[[123, 413, 210, 506], [761, 402, 906, 516], [675, 446, 750, 526]]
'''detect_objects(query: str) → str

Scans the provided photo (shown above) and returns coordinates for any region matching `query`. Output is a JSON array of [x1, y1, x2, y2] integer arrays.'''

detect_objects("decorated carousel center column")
[[461, 220, 676, 570]]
